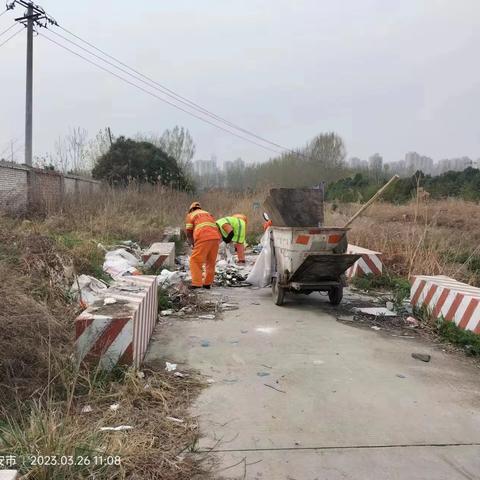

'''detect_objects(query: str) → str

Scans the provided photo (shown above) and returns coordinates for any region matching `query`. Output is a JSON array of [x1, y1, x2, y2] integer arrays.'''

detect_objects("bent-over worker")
[[185, 202, 221, 289], [216, 214, 247, 264]]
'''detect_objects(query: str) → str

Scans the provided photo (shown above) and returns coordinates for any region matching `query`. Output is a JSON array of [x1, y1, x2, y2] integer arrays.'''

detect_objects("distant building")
[[368, 153, 383, 171], [405, 152, 434, 174], [348, 157, 368, 170], [437, 156, 473, 174]]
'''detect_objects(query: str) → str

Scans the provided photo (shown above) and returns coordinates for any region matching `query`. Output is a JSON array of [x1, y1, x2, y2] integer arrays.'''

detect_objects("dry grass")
[[326, 198, 480, 285]]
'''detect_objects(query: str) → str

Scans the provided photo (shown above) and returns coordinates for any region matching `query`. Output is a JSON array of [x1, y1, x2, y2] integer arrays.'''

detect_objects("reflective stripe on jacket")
[[185, 209, 221, 244], [216, 216, 246, 244]]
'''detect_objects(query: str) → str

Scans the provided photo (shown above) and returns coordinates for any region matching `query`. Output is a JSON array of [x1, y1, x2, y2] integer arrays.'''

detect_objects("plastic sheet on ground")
[[70, 274, 108, 307], [103, 248, 141, 277], [157, 269, 182, 286], [246, 229, 272, 287]]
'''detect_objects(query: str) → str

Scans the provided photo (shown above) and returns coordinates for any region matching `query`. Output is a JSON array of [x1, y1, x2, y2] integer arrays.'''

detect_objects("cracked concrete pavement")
[[147, 287, 480, 479]]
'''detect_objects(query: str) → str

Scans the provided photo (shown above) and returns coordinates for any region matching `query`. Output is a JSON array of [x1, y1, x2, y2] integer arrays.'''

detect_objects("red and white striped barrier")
[[142, 242, 176, 270], [346, 244, 383, 278], [75, 275, 158, 369], [410, 275, 480, 333]]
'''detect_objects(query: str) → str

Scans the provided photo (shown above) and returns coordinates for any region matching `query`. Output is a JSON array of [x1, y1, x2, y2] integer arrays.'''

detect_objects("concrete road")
[[147, 287, 480, 479]]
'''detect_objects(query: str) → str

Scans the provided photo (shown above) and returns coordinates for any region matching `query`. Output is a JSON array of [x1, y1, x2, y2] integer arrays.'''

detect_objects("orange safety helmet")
[[188, 201, 201, 212]]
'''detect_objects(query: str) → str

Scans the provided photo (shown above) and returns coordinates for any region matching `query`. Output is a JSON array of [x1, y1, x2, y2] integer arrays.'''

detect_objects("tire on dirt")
[[328, 285, 343, 305], [272, 278, 285, 306]]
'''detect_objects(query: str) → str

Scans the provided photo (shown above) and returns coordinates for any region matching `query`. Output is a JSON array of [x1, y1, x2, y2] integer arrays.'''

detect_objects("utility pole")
[[24, 3, 33, 166], [10, 0, 57, 166]]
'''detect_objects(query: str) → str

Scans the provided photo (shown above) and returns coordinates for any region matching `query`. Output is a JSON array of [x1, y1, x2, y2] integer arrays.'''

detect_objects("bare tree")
[[50, 127, 90, 175], [159, 126, 196, 171]]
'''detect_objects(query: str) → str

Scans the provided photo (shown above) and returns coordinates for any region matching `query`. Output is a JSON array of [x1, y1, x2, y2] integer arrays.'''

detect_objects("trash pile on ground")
[[214, 260, 249, 287]]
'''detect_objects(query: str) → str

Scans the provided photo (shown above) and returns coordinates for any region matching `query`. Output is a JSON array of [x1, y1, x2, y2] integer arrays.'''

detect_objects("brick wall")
[[0, 163, 29, 213], [0, 161, 101, 213]]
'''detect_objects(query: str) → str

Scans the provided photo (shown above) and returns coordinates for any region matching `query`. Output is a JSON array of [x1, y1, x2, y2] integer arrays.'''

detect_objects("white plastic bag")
[[70, 274, 108, 307], [246, 229, 272, 287], [103, 249, 141, 277], [157, 269, 181, 286]]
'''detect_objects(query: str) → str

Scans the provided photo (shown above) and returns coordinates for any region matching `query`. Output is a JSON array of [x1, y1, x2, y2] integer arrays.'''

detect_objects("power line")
[[55, 24, 294, 154], [39, 32, 284, 155], [0, 24, 23, 48], [0, 22, 16, 37]]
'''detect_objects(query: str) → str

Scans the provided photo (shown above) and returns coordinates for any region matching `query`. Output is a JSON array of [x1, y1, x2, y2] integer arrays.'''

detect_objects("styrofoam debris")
[[165, 362, 177, 372], [198, 314, 215, 320], [100, 425, 133, 431], [355, 307, 396, 317], [161, 309, 174, 316], [103, 297, 117, 305], [81, 405, 93, 413], [174, 372, 187, 378], [371, 326, 381, 331], [206, 378, 215, 384], [109, 403, 120, 411]]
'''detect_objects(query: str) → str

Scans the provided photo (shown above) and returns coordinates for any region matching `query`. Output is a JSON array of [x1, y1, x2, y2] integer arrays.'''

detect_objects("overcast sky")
[[1, 0, 479, 165]]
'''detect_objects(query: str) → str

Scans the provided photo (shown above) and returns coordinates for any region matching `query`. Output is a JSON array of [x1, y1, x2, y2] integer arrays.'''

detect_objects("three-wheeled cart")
[[270, 226, 361, 306]]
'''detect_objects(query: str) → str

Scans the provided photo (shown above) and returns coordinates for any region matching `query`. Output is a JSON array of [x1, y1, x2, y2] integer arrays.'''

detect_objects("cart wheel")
[[328, 285, 343, 305], [272, 278, 285, 306]]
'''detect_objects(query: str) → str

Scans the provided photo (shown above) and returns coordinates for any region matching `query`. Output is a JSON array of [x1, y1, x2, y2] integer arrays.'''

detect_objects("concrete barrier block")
[[142, 242, 175, 270], [411, 275, 480, 333], [75, 275, 158, 369], [346, 244, 383, 278]]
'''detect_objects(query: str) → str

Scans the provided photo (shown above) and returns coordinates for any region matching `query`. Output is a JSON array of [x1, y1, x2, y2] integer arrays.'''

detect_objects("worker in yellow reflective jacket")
[[216, 213, 247, 264]]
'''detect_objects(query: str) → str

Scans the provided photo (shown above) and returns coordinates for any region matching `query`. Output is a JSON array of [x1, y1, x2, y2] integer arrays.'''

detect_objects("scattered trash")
[[396, 374, 406, 379], [261, 364, 273, 369], [241, 329, 249, 334], [198, 314, 216, 320], [229, 340, 240, 345], [257, 371, 270, 377], [215, 263, 249, 287], [222, 303, 239, 311], [103, 297, 117, 305], [109, 403, 120, 411], [157, 269, 182, 286], [206, 378, 215, 384], [412, 352, 431, 362], [166, 416, 184, 423], [100, 425, 133, 432], [371, 326, 381, 331], [313, 360, 325, 365], [161, 309, 174, 316], [406, 316, 420, 327], [386, 301, 394, 311], [222, 378, 238, 384], [174, 372, 187, 378], [81, 405, 93, 413], [256, 327, 275, 334], [136, 371, 145, 379], [337, 315, 354, 322], [165, 362, 177, 372], [201, 340, 210, 347], [264, 383, 286, 394], [70, 275, 108, 307], [251, 302, 261, 305], [103, 248, 141, 277], [354, 307, 397, 317]]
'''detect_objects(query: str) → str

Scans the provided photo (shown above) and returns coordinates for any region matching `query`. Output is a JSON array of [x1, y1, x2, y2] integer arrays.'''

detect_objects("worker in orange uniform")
[[185, 202, 221, 289], [216, 213, 248, 264]]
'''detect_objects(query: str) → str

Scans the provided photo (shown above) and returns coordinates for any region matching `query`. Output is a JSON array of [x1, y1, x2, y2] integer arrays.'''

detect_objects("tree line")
[[326, 168, 480, 203]]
